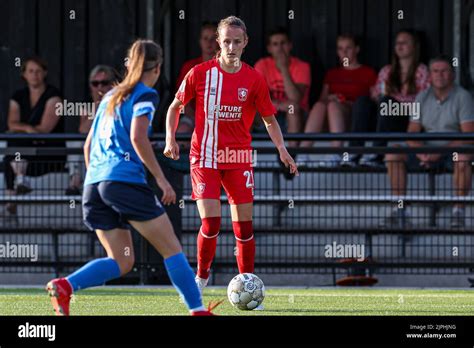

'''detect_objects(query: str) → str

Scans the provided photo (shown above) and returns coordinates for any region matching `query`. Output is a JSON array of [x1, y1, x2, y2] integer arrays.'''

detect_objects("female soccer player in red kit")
[[164, 16, 298, 301]]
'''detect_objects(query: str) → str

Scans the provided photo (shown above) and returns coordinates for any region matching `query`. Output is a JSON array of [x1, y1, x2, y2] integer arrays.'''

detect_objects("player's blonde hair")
[[216, 16, 248, 58], [106, 39, 162, 116]]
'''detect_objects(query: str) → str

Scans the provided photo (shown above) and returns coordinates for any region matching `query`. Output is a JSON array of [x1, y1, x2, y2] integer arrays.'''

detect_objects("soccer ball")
[[227, 273, 265, 310]]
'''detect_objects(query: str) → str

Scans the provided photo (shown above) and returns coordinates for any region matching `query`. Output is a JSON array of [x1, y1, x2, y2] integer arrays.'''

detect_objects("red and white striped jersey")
[[176, 58, 276, 169]]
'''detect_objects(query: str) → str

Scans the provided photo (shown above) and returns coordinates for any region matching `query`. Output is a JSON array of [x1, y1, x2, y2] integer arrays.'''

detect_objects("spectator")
[[65, 65, 118, 195], [3, 56, 64, 222], [357, 29, 430, 168], [254, 27, 311, 148], [298, 34, 377, 167], [175, 21, 218, 134], [384, 55, 474, 228]]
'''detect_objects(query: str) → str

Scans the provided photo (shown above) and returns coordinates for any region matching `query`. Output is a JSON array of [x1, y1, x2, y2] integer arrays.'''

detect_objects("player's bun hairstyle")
[[106, 39, 163, 116], [386, 29, 420, 96], [216, 16, 248, 58]]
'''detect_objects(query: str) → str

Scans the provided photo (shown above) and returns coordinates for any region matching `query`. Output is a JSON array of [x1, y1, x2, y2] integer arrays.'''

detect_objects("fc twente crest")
[[197, 183, 206, 194], [238, 88, 248, 102]]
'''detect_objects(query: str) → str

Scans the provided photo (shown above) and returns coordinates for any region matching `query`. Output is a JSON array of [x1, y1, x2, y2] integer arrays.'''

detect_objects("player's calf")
[[197, 216, 221, 280], [232, 220, 255, 274]]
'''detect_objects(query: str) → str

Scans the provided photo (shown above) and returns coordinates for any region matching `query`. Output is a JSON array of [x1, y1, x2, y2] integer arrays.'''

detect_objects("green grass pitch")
[[1, 287, 473, 316]]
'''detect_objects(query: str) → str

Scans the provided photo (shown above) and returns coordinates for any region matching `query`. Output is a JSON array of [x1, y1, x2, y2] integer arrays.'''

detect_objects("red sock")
[[232, 221, 255, 274], [197, 217, 221, 279]]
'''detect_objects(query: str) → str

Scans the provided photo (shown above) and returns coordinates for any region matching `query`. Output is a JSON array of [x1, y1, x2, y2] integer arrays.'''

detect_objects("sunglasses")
[[90, 80, 111, 87]]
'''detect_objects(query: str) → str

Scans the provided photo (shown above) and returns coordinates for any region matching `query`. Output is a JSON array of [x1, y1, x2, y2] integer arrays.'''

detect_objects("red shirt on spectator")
[[323, 65, 377, 102], [175, 57, 204, 92], [254, 56, 311, 111]]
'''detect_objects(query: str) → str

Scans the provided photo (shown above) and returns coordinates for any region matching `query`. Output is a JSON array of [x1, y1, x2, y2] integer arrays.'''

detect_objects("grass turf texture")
[[1, 287, 473, 316]]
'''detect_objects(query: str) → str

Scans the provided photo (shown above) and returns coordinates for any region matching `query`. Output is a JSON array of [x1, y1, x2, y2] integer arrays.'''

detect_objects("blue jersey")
[[84, 82, 159, 186]]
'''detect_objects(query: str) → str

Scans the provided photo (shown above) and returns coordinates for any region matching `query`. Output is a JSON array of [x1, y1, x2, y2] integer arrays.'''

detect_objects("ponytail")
[[106, 39, 163, 116]]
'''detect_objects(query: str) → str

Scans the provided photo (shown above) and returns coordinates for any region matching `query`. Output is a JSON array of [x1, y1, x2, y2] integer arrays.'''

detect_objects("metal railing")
[[0, 133, 473, 284]]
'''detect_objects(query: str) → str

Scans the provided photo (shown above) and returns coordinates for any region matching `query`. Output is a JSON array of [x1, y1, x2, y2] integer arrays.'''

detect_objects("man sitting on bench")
[[385, 55, 474, 228]]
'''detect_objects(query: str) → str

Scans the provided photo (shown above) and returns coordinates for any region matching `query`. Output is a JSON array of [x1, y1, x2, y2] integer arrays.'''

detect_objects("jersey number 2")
[[243, 170, 254, 188]]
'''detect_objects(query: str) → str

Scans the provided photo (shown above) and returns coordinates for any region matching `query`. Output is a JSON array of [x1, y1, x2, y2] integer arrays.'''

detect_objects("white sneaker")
[[253, 303, 264, 311], [195, 276, 208, 294]]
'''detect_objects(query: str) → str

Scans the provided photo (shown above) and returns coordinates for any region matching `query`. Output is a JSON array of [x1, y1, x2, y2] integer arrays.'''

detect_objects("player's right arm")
[[164, 67, 197, 160], [164, 97, 183, 160]]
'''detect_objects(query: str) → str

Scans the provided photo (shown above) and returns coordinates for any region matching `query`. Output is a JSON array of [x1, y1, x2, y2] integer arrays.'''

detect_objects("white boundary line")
[[0, 285, 473, 291]]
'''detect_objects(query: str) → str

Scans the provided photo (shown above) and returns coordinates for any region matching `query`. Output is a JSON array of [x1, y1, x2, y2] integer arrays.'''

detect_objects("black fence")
[[3, 0, 469, 132], [0, 133, 473, 285]]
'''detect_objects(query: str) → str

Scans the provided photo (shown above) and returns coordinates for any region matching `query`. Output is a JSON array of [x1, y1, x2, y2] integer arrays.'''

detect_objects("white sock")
[[190, 305, 206, 313]]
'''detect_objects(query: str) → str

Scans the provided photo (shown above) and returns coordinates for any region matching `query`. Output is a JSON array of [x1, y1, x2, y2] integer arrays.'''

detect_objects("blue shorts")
[[82, 181, 166, 231]]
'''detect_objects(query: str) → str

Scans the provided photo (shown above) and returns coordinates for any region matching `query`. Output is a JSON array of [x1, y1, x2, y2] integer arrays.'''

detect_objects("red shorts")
[[191, 166, 254, 205]]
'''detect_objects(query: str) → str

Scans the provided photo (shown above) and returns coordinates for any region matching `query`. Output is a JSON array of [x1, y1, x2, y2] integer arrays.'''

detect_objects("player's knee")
[[117, 257, 135, 275], [200, 216, 221, 238], [232, 221, 254, 242]]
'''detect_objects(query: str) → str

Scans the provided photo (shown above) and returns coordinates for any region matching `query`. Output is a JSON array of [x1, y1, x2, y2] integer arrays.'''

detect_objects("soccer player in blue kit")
[[46, 40, 215, 316]]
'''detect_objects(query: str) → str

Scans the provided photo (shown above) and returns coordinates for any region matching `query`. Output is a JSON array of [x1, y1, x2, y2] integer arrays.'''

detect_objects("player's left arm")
[[262, 115, 298, 176], [131, 115, 176, 205], [255, 73, 299, 176]]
